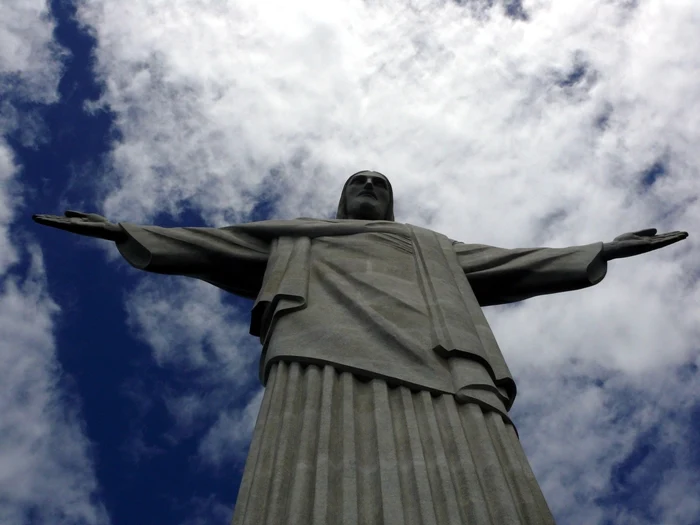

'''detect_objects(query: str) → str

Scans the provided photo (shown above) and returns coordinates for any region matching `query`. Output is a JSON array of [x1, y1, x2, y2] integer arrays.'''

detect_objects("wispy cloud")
[[0, 0, 63, 101], [511, 361, 700, 525], [198, 388, 263, 468], [0, 247, 108, 525], [123, 276, 262, 465], [0, 2, 107, 524], [77, 0, 700, 521], [124, 277, 257, 382]]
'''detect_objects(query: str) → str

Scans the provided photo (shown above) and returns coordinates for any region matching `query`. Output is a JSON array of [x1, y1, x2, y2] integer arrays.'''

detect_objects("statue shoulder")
[[404, 223, 452, 239]]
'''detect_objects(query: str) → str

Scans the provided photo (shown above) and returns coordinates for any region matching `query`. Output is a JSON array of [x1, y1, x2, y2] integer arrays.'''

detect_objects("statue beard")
[[345, 199, 386, 220]]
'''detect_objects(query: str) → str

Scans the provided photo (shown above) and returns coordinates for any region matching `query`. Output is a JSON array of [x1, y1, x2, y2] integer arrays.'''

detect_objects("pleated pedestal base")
[[231, 361, 556, 525]]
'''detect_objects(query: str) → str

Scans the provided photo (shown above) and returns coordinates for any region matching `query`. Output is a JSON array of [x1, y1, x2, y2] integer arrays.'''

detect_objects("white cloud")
[[78, 0, 700, 521], [124, 277, 257, 380], [0, 247, 108, 525], [198, 388, 263, 468], [123, 275, 262, 467], [179, 494, 236, 525], [0, 0, 62, 102], [0, 2, 107, 524], [0, 143, 20, 273], [511, 361, 700, 525]]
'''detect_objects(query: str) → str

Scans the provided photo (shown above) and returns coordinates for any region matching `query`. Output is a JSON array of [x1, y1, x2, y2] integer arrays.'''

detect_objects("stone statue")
[[34, 171, 688, 525]]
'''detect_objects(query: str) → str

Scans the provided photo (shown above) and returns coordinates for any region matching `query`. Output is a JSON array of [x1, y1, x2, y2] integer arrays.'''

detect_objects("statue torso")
[[263, 230, 456, 394]]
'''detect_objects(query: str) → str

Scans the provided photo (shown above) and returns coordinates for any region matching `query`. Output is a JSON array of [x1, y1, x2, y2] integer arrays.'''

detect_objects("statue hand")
[[32, 210, 127, 242], [602, 228, 689, 261]]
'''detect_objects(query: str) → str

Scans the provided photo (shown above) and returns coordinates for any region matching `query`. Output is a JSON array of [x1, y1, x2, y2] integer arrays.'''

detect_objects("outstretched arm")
[[455, 227, 688, 306], [33, 210, 270, 299], [455, 241, 608, 306]]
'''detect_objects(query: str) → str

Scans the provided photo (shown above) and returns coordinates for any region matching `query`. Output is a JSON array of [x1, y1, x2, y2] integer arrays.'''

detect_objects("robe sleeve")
[[116, 222, 270, 300], [453, 241, 607, 306]]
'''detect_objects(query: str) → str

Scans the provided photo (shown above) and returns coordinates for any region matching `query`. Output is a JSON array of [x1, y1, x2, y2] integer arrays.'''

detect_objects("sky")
[[1, 0, 699, 524]]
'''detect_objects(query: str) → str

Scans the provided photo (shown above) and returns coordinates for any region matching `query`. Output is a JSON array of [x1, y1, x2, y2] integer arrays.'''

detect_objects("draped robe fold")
[[116, 218, 607, 524]]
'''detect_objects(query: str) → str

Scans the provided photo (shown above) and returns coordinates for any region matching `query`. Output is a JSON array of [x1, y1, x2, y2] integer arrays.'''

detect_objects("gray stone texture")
[[232, 361, 555, 525], [115, 218, 607, 421], [31, 170, 688, 524]]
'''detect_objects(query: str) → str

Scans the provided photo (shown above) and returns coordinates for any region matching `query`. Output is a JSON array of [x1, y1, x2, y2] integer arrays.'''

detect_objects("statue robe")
[[116, 218, 607, 525]]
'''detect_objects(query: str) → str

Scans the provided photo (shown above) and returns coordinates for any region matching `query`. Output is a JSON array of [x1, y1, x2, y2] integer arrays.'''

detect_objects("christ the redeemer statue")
[[34, 171, 687, 525]]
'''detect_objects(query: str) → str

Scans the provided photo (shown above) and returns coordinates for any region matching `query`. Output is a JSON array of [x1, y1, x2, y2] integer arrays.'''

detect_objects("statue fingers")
[[33, 214, 96, 236], [654, 231, 688, 246], [651, 231, 683, 241], [633, 228, 657, 237], [66, 210, 110, 223], [637, 233, 687, 252], [612, 232, 634, 242], [613, 231, 649, 242], [33, 214, 72, 227], [64, 210, 90, 219], [32, 213, 53, 224]]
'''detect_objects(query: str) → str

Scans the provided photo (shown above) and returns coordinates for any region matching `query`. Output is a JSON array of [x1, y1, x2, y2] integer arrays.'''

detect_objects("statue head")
[[336, 170, 394, 221]]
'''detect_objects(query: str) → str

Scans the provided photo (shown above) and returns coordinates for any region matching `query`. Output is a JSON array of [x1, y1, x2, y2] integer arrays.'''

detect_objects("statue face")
[[345, 172, 391, 220]]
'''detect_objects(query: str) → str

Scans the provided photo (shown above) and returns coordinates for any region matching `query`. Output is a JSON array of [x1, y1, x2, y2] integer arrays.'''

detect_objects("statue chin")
[[346, 202, 384, 221]]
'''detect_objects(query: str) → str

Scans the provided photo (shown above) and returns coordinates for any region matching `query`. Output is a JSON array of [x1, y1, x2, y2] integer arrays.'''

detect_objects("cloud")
[[0, 0, 63, 102], [123, 275, 262, 467], [198, 388, 263, 468], [0, 247, 108, 525], [511, 361, 700, 525], [0, 143, 20, 273], [123, 277, 257, 381], [78, 0, 700, 521], [177, 494, 236, 525], [0, 2, 107, 524]]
